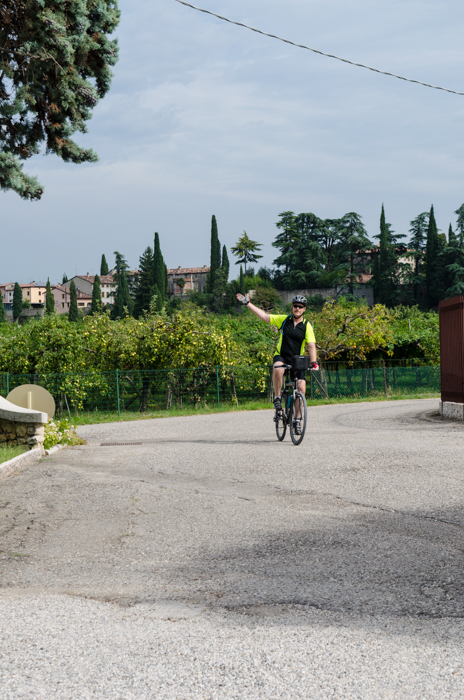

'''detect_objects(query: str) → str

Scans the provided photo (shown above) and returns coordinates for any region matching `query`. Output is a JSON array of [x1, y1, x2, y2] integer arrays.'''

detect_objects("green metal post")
[[216, 365, 220, 408], [6, 373, 9, 397], [115, 369, 121, 417]]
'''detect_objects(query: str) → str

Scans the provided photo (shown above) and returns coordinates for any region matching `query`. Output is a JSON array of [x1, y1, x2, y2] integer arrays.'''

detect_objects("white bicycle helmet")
[[292, 295, 307, 306]]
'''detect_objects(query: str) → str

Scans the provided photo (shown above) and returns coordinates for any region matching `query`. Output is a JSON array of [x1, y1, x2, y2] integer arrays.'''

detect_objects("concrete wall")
[[277, 289, 338, 305], [277, 285, 374, 306]]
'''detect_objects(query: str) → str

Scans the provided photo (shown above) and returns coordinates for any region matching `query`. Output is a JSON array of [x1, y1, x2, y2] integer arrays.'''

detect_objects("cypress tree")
[[153, 233, 167, 302], [100, 254, 109, 276], [133, 246, 155, 318], [68, 280, 78, 321], [62, 273, 68, 284], [12, 282, 22, 320], [408, 212, 429, 304], [426, 205, 445, 308], [45, 278, 55, 314], [112, 251, 134, 318], [222, 245, 230, 281], [372, 205, 400, 306], [91, 275, 103, 314], [208, 215, 221, 292], [444, 205, 464, 298], [0, 295, 6, 323]]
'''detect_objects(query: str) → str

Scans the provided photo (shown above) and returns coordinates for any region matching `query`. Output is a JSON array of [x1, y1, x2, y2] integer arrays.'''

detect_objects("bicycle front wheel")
[[289, 391, 307, 445]]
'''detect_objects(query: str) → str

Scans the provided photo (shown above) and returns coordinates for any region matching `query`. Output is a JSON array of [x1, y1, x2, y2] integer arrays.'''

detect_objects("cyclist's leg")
[[272, 355, 286, 399]]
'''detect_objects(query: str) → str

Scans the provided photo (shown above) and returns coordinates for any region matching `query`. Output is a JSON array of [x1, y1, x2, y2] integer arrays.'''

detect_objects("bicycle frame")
[[275, 362, 308, 445], [281, 367, 300, 417]]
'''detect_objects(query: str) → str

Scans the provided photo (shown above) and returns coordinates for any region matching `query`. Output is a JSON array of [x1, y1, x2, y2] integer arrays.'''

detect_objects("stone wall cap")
[[0, 396, 47, 423]]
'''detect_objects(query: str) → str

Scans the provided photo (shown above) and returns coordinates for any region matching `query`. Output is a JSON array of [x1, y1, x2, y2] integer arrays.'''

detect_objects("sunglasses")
[[292, 304, 305, 309]]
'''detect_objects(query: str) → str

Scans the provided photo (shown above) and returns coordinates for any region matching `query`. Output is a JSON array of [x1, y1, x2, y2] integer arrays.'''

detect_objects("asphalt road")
[[1, 399, 464, 698]]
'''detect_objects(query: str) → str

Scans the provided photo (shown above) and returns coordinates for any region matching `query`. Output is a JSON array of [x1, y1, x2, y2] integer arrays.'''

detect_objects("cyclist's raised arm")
[[236, 293, 270, 323]]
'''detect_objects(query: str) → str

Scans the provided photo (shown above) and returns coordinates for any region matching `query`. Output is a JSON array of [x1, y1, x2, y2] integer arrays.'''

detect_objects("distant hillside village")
[[0, 266, 212, 318], [3, 200, 460, 321]]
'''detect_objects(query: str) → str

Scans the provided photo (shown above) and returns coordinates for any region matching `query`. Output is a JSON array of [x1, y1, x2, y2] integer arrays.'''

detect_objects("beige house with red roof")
[[1, 282, 47, 308], [167, 265, 210, 296]]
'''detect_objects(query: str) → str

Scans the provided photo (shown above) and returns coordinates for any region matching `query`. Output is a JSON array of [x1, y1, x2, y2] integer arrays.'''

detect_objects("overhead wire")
[[174, 0, 464, 96]]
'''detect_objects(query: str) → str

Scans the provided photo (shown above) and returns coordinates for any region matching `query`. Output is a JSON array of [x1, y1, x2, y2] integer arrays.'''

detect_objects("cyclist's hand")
[[236, 293, 250, 306], [309, 361, 319, 371]]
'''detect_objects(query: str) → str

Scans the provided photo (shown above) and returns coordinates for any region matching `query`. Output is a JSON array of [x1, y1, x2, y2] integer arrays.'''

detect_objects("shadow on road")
[[170, 500, 464, 621]]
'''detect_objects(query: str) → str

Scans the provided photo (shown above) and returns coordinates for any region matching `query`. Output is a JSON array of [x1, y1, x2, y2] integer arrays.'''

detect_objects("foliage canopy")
[[0, 0, 120, 199]]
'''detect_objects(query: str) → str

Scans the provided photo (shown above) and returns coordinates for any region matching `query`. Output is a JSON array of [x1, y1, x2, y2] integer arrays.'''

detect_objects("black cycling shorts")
[[273, 355, 306, 380]]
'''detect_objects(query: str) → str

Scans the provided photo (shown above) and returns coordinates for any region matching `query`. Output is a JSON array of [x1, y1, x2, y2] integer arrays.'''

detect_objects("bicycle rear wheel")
[[289, 391, 307, 445]]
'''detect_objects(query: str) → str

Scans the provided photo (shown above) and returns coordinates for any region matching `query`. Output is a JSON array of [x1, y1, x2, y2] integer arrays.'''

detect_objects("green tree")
[[0, 295, 5, 323], [91, 275, 103, 314], [112, 251, 133, 319], [153, 232, 167, 302], [12, 282, 22, 320], [313, 300, 394, 362], [62, 273, 68, 284], [443, 204, 464, 298], [207, 215, 221, 293], [231, 231, 263, 275], [0, 1, 120, 200], [426, 205, 445, 308], [68, 280, 78, 322], [45, 278, 55, 314], [272, 211, 298, 276], [221, 245, 230, 281], [100, 254, 109, 276], [282, 213, 326, 289], [372, 205, 405, 306], [333, 212, 371, 296], [133, 246, 154, 318], [407, 212, 429, 304], [211, 268, 227, 311]]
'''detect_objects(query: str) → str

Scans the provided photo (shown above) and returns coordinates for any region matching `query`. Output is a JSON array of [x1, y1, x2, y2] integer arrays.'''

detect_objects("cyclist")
[[236, 293, 318, 433]]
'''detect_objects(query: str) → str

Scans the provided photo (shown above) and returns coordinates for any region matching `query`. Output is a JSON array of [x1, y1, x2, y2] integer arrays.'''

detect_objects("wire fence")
[[0, 361, 440, 417]]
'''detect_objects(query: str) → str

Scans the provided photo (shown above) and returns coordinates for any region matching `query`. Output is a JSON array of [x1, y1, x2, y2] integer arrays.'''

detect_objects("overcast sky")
[[3, 0, 464, 283]]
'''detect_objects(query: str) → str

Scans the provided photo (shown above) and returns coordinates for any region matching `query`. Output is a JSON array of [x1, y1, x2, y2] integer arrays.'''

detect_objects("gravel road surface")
[[1, 399, 464, 698]]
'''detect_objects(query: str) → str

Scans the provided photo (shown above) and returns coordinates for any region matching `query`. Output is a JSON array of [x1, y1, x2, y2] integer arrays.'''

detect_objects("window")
[[62, 294, 65, 299], [62, 303, 64, 308]]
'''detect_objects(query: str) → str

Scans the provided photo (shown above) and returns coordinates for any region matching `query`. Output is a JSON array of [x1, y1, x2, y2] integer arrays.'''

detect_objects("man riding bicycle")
[[236, 293, 318, 434]]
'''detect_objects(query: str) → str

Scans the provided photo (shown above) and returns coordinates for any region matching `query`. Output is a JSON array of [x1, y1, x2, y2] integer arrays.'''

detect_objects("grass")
[[70, 390, 440, 426], [0, 445, 29, 465]]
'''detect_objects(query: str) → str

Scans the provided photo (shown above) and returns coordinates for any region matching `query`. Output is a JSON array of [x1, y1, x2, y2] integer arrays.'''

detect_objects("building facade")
[[50, 285, 92, 313], [1, 282, 47, 309], [62, 274, 116, 305], [167, 266, 210, 296]]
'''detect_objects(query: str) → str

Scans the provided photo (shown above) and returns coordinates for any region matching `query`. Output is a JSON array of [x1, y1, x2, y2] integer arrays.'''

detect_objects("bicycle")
[[274, 356, 313, 446]]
